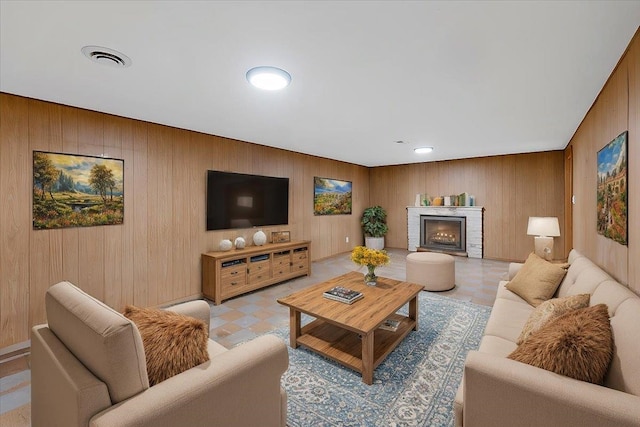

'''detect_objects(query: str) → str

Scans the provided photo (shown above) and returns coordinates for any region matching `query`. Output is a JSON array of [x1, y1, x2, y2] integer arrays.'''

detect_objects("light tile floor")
[[0, 249, 509, 426]]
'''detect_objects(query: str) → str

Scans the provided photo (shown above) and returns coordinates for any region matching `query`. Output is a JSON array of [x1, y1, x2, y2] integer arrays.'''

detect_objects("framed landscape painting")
[[596, 131, 627, 245], [33, 151, 124, 229], [314, 177, 352, 215]]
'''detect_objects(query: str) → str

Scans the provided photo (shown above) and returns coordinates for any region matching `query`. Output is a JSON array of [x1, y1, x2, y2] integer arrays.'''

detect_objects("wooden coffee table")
[[277, 271, 423, 384]]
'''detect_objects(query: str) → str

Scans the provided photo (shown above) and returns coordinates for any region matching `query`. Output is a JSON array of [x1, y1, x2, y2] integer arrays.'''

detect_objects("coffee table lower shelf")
[[296, 313, 416, 380]]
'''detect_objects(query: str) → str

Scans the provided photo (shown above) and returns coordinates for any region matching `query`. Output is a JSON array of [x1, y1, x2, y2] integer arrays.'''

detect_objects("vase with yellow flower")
[[351, 246, 390, 286]]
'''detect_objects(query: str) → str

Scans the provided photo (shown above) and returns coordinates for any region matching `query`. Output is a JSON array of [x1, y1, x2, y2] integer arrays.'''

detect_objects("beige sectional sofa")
[[455, 249, 640, 427], [31, 281, 289, 427]]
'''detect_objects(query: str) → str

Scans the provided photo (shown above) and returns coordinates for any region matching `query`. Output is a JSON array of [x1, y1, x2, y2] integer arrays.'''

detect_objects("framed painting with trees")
[[33, 151, 124, 229]]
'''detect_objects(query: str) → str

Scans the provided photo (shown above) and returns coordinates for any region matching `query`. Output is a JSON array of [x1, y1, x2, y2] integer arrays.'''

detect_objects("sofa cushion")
[[556, 256, 611, 298], [495, 281, 533, 305], [124, 305, 210, 386], [590, 280, 638, 316], [505, 253, 568, 307], [45, 282, 149, 404], [483, 299, 534, 343], [605, 298, 640, 395], [516, 294, 590, 345], [478, 335, 518, 357], [508, 304, 613, 384]]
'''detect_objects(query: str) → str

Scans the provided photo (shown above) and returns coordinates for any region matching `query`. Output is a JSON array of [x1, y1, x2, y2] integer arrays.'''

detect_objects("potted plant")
[[361, 206, 388, 250]]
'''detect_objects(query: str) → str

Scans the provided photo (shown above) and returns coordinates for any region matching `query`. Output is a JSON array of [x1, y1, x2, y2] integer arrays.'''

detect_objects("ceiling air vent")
[[81, 46, 132, 68]]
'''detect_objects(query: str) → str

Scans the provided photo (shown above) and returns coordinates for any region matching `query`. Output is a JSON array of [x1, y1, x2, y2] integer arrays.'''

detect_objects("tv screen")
[[206, 170, 289, 231]]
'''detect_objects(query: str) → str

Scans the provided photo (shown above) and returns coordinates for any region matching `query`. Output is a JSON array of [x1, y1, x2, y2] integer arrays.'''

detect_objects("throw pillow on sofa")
[[124, 305, 210, 386], [516, 293, 590, 344], [505, 252, 569, 307], [508, 304, 613, 384]]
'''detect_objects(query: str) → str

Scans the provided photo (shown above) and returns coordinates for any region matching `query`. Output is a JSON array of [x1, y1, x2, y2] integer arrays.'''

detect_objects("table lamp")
[[527, 217, 560, 261]]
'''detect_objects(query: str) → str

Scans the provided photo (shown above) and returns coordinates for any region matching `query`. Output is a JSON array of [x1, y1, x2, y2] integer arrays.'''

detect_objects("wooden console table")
[[202, 240, 311, 305]]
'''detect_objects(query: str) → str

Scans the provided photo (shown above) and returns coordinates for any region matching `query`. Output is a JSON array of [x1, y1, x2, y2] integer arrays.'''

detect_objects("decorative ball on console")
[[253, 230, 267, 246], [234, 237, 246, 249], [219, 239, 233, 251]]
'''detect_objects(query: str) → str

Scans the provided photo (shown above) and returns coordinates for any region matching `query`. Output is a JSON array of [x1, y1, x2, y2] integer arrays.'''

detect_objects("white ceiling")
[[1, 1, 639, 167]]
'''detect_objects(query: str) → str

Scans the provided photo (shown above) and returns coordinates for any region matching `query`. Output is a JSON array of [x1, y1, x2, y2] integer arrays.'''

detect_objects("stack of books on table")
[[322, 286, 364, 304], [378, 318, 400, 332]]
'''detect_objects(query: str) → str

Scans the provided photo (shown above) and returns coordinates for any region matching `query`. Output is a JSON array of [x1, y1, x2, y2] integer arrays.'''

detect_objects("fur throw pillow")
[[516, 293, 590, 345], [506, 252, 569, 307], [508, 304, 613, 384], [124, 305, 210, 386]]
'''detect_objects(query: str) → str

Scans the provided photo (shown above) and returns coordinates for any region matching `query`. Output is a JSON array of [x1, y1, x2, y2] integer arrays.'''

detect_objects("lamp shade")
[[527, 217, 560, 237]]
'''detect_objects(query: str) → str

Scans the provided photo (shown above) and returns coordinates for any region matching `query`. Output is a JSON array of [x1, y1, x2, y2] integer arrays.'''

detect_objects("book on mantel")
[[322, 286, 364, 304]]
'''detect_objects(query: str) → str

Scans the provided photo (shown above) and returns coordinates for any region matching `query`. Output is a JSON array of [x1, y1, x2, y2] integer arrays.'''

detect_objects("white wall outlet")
[[345, 236, 349, 243]]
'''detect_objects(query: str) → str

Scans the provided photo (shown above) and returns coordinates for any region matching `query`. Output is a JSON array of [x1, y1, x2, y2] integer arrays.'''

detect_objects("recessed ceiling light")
[[81, 46, 131, 67], [414, 147, 434, 154], [246, 66, 291, 90]]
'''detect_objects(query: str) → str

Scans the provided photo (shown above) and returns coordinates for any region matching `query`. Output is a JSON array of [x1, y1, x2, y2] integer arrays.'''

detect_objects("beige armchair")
[[31, 281, 289, 427]]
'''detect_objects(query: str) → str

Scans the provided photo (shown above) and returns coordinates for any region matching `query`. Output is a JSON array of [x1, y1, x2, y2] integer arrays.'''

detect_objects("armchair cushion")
[[124, 305, 210, 386]]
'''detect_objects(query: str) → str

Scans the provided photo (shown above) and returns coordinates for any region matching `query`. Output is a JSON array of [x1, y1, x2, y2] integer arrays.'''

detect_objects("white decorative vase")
[[219, 239, 233, 251], [234, 237, 246, 249], [253, 230, 267, 246]]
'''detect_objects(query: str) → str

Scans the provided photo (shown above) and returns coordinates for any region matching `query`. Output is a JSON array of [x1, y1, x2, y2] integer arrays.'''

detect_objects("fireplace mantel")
[[407, 206, 484, 258]]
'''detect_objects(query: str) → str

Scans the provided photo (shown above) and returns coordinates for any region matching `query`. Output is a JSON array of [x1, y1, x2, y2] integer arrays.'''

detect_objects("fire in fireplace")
[[420, 215, 466, 254]]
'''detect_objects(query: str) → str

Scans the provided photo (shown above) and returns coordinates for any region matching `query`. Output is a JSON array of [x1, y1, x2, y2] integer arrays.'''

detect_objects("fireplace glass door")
[[420, 215, 466, 253]]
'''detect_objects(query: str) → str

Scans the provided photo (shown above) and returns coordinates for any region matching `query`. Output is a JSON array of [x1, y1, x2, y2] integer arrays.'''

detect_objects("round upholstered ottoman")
[[405, 252, 455, 291]]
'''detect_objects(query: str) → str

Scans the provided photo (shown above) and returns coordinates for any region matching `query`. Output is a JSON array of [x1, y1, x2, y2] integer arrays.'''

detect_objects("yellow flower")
[[351, 246, 390, 267]]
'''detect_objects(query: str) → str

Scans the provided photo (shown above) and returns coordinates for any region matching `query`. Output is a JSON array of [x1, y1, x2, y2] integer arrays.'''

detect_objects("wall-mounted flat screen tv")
[[206, 170, 289, 231]]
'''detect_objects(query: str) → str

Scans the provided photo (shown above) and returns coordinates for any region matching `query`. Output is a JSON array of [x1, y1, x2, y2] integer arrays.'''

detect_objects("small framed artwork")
[[314, 177, 352, 215], [596, 131, 627, 245], [33, 151, 124, 230], [272, 231, 291, 243]]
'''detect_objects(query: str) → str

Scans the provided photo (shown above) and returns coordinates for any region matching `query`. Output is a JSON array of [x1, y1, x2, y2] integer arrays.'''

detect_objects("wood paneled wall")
[[369, 151, 565, 262], [567, 28, 639, 290], [0, 93, 369, 349]]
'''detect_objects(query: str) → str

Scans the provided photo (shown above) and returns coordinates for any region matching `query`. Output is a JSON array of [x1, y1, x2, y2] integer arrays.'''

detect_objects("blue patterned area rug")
[[274, 292, 490, 427]]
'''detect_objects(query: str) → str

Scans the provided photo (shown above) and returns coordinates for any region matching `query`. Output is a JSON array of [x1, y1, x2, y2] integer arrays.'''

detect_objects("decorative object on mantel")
[[361, 206, 388, 250], [596, 130, 627, 246], [219, 239, 233, 251], [253, 230, 267, 246], [351, 246, 390, 286], [271, 230, 290, 243], [234, 236, 246, 249], [417, 193, 476, 207], [527, 217, 560, 261]]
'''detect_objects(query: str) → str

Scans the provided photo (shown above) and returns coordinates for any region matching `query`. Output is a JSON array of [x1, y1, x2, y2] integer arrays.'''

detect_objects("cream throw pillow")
[[506, 252, 568, 307], [516, 293, 590, 344]]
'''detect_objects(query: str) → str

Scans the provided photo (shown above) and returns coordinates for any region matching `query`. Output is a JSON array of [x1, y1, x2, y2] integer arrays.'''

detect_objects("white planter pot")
[[365, 236, 385, 250]]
